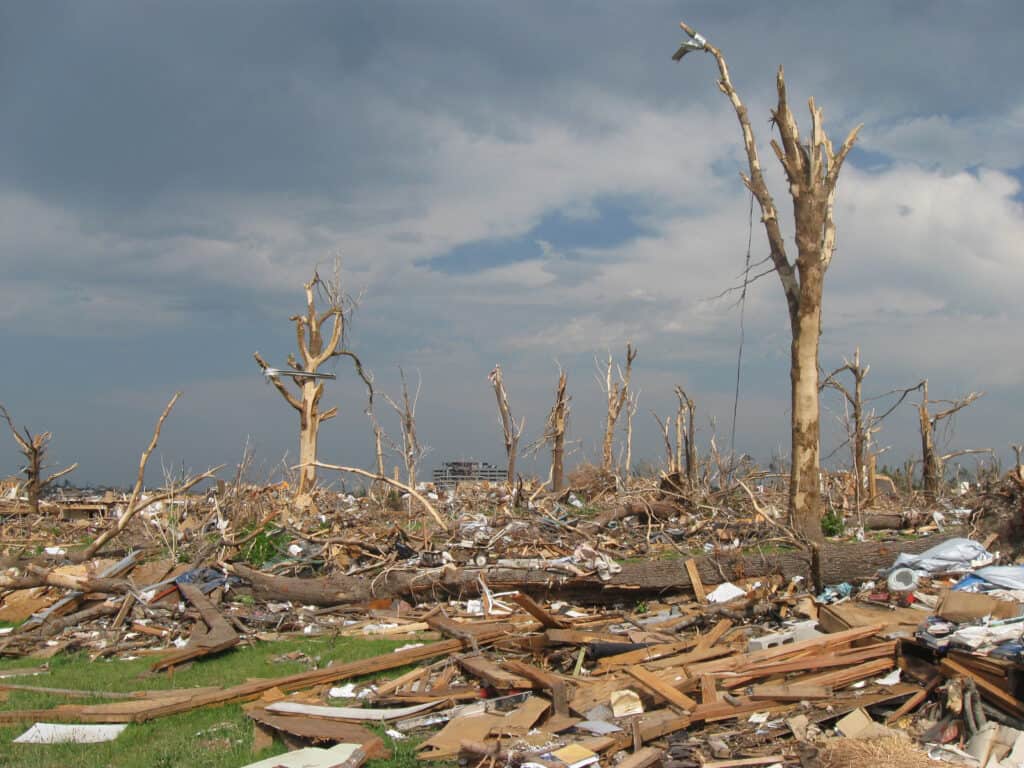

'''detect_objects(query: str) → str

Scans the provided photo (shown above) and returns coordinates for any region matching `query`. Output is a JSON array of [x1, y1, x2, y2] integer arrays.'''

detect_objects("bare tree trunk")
[[624, 390, 639, 480], [675, 387, 698, 489], [673, 23, 860, 543], [653, 412, 675, 473], [600, 344, 637, 473], [254, 265, 372, 499], [488, 365, 523, 484], [384, 369, 424, 489], [0, 405, 78, 515], [549, 370, 569, 493], [917, 380, 984, 498]]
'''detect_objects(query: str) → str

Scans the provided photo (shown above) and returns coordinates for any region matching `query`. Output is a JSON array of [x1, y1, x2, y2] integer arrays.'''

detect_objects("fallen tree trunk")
[[231, 530, 962, 607]]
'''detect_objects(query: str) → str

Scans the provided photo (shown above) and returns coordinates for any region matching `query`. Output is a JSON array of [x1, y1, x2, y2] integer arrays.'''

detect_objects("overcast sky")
[[2, 2, 1022, 488]]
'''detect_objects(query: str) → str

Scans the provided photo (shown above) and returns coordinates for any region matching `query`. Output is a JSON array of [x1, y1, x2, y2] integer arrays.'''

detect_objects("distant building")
[[432, 460, 507, 488]]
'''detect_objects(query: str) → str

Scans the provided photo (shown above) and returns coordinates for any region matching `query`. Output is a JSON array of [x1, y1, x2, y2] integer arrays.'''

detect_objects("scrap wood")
[[616, 746, 666, 768], [0, 638, 466, 724], [885, 673, 942, 724], [509, 590, 570, 628], [703, 758, 787, 768], [501, 658, 571, 716], [246, 706, 390, 759], [151, 582, 239, 671], [939, 657, 1024, 718], [684, 558, 706, 602], [625, 664, 697, 711], [455, 653, 533, 690], [750, 683, 832, 701]]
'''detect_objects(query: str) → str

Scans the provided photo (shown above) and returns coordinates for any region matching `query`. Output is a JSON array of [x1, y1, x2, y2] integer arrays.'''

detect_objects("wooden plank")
[[885, 674, 941, 724], [684, 559, 706, 602], [750, 683, 832, 701], [546, 628, 632, 645], [703, 757, 786, 768], [509, 592, 569, 629], [0, 638, 467, 724], [502, 659, 570, 717], [701, 674, 718, 705], [694, 619, 733, 652], [794, 658, 893, 689], [595, 642, 690, 673], [618, 745, 664, 768], [457, 654, 533, 690], [625, 665, 697, 711]]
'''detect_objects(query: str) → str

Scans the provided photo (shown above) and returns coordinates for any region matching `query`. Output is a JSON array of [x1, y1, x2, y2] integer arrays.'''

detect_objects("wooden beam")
[[625, 665, 697, 711]]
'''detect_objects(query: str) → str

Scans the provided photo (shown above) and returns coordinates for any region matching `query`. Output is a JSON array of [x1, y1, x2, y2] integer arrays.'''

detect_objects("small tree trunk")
[[488, 365, 521, 485], [26, 447, 41, 515], [918, 380, 941, 497], [550, 371, 568, 493]]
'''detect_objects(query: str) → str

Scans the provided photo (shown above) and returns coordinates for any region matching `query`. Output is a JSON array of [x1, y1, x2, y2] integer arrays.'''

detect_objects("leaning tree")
[[254, 266, 371, 498], [673, 22, 862, 542]]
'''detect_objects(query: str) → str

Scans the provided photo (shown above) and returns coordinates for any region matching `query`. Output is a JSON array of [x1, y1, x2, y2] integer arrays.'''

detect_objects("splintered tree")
[[383, 368, 427, 489], [917, 380, 986, 497], [488, 365, 524, 484], [547, 369, 570, 493], [599, 343, 637, 474], [0, 404, 77, 514], [821, 349, 871, 508], [674, 22, 862, 542], [254, 266, 370, 497], [675, 386, 698, 488]]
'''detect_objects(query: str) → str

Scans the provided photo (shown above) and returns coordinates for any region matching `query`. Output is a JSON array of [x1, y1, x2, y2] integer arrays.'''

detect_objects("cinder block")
[[747, 630, 796, 652]]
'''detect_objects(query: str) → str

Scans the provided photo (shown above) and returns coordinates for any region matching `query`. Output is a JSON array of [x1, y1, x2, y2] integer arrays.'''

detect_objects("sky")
[[2, 1, 1022, 488]]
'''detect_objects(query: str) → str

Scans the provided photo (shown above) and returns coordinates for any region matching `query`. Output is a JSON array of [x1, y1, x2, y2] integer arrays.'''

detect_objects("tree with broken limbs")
[[673, 21, 862, 543], [254, 267, 371, 497]]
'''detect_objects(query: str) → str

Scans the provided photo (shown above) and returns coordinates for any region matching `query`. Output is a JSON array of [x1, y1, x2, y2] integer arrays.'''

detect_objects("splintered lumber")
[[694, 619, 733, 652], [502, 659, 571, 716], [886, 674, 941, 724], [795, 658, 894, 689], [616, 746, 665, 768], [595, 642, 690, 673], [939, 657, 1024, 718], [625, 665, 697, 711], [703, 758, 786, 768], [456, 654, 533, 690], [684, 559, 706, 602], [246, 706, 390, 759], [0, 638, 466, 724], [509, 591, 569, 628], [151, 582, 239, 671], [750, 683, 832, 701]]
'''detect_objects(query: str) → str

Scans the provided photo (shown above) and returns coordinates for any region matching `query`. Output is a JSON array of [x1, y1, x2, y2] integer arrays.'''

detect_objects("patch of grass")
[[0, 635, 438, 768]]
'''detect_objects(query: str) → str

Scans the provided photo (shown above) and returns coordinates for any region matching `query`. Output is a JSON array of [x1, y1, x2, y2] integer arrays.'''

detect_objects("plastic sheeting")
[[890, 537, 993, 575], [965, 566, 1024, 591]]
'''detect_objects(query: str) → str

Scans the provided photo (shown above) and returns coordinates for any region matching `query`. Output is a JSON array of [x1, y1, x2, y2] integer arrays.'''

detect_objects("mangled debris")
[[2, 466, 1024, 768]]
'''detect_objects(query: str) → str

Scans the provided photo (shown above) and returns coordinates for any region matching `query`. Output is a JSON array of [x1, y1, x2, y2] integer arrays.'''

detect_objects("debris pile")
[[1, 471, 1024, 767]]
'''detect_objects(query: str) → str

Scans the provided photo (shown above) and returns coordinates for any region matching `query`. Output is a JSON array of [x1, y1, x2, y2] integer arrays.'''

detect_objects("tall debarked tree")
[[673, 22, 862, 542]]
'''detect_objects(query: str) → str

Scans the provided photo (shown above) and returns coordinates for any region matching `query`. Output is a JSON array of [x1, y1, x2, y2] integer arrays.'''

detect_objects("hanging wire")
[[729, 189, 756, 458]]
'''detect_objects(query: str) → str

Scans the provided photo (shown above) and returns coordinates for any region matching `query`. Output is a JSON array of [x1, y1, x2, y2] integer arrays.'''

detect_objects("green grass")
[[0, 635, 438, 768]]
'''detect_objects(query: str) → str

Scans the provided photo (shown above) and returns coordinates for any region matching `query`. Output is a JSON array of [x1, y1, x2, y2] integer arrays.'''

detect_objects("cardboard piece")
[[937, 590, 1019, 623]]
